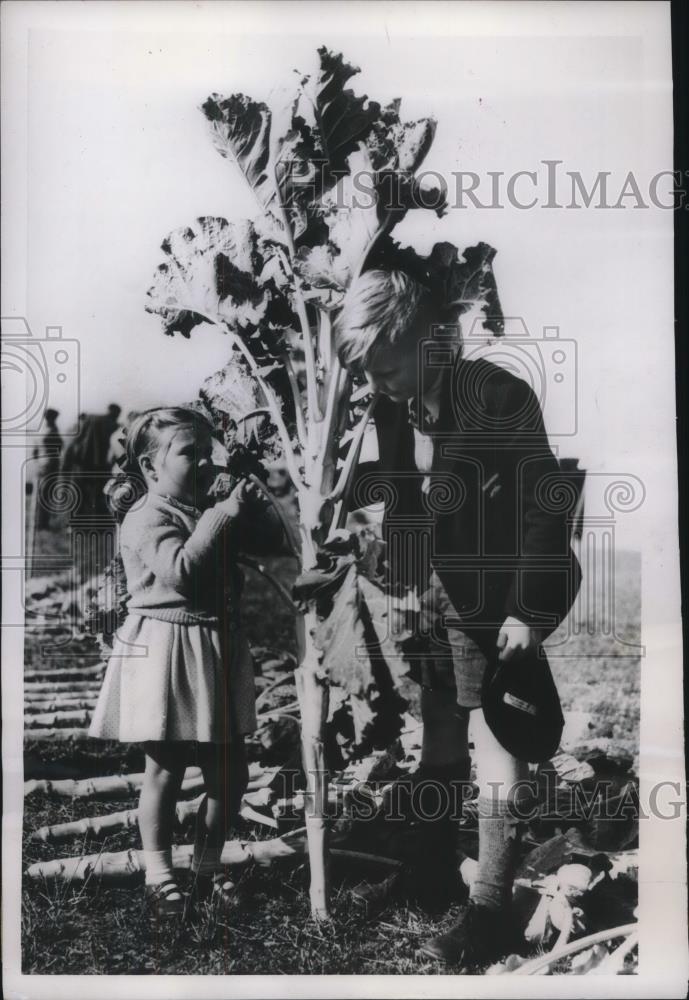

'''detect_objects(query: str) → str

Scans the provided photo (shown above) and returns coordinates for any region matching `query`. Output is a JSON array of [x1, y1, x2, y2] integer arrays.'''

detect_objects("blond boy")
[[335, 270, 579, 966]]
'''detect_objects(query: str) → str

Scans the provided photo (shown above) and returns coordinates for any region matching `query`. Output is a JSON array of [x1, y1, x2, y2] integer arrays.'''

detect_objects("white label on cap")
[[503, 692, 538, 716]]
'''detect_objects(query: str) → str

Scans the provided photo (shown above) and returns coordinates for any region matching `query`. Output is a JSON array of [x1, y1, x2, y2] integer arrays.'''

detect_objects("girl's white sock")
[[192, 843, 224, 876], [144, 848, 176, 886]]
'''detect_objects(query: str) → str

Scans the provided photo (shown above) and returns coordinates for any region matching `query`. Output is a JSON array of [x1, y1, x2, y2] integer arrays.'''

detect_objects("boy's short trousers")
[[429, 626, 488, 709], [419, 573, 489, 708]]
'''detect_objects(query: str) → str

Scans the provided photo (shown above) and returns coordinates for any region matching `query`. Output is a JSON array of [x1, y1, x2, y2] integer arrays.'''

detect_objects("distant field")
[[548, 548, 640, 744]]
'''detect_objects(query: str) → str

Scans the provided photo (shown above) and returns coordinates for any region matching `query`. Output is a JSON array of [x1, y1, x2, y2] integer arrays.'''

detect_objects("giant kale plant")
[[146, 47, 503, 917]]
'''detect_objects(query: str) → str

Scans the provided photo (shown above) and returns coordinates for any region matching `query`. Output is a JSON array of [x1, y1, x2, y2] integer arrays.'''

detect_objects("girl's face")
[[144, 425, 215, 506]]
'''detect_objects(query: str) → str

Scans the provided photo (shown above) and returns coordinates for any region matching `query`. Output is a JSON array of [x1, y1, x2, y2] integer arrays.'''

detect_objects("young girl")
[[89, 406, 272, 918]]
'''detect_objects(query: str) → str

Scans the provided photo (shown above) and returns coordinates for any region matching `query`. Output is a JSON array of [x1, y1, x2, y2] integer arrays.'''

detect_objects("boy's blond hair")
[[334, 270, 434, 370]]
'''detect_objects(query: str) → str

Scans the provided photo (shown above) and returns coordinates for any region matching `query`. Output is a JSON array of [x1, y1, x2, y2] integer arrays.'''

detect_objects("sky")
[[3, 1, 676, 541]]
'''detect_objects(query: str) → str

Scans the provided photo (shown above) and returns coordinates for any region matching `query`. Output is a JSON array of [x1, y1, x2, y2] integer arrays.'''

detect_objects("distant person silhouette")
[[32, 408, 63, 529], [61, 404, 123, 518], [107, 410, 139, 473]]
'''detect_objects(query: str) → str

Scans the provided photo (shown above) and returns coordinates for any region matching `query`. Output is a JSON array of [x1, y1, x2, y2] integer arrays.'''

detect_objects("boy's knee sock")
[[144, 848, 175, 886], [470, 795, 520, 911]]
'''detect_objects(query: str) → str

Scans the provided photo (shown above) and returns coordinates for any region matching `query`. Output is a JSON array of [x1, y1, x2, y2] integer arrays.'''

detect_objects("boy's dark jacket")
[[351, 355, 582, 654]]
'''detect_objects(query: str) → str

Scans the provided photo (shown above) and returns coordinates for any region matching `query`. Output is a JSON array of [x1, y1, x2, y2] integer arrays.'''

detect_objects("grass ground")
[[21, 519, 640, 976]]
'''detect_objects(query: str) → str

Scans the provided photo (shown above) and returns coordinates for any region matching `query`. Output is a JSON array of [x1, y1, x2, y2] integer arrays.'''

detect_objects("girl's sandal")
[[144, 879, 186, 920]]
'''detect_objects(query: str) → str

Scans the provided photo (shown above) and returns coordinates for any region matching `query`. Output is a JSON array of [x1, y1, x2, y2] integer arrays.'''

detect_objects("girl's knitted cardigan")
[[119, 492, 240, 625]]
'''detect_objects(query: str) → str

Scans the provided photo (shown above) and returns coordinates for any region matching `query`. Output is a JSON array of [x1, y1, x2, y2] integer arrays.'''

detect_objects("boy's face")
[[365, 337, 421, 402]]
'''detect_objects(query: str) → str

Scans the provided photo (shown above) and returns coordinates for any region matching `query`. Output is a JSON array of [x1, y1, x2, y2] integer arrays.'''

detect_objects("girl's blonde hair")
[[334, 270, 435, 372], [106, 406, 215, 519], [125, 406, 215, 475]]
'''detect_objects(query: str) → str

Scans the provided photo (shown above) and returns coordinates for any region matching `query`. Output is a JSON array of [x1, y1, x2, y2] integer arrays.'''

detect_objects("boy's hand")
[[496, 616, 539, 661]]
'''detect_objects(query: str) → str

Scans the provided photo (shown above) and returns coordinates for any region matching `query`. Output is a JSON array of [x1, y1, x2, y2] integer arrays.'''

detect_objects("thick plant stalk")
[[24, 689, 98, 702], [224, 328, 305, 490], [25, 828, 384, 884], [26, 841, 397, 885], [513, 923, 638, 975], [26, 829, 314, 882], [24, 697, 97, 711], [24, 767, 202, 800], [281, 352, 308, 451], [592, 931, 639, 973], [254, 672, 295, 710], [317, 359, 345, 481], [244, 764, 281, 789], [318, 311, 332, 376], [24, 687, 97, 700], [274, 788, 340, 816], [330, 393, 380, 537], [33, 806, 143, 842], [24, 680, 102, 695], [259, 659, 297, 676], [240, 804, 279, 830], [272, 172, 321, 428], [24, 665, 105, 682], [258, 701, 300, 720], [32, 788, 274, 843], [25, 709, 92, 729], [24, 727, 91, 742], [288, 343, 373, 921], [24, 762, 276, 800], [191, 311, 305, 491], [293, 607, 330, 919]]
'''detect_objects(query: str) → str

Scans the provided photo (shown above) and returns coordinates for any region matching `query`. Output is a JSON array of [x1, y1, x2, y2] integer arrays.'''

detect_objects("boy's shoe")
[[144, 879, 187, 921], [417, 900, 520, 968]]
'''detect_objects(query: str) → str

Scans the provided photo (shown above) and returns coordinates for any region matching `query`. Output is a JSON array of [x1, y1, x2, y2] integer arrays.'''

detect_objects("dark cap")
[[481, 646, 564, 763]]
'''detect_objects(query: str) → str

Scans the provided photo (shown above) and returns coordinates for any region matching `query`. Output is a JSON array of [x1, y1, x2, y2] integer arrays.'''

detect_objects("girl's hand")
[[496, 616, 539, 662], [218, 478, 258, 518]]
